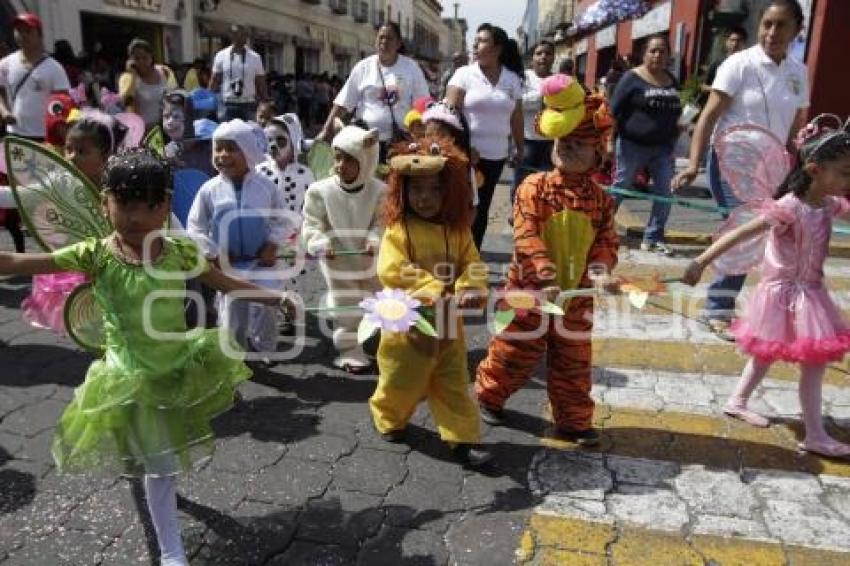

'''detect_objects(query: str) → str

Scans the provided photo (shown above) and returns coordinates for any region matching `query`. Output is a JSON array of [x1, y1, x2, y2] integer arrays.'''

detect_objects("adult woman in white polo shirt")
[[317, 22, 430, 162], [446, 23, 525, 250], [672, 0, 808, 340]]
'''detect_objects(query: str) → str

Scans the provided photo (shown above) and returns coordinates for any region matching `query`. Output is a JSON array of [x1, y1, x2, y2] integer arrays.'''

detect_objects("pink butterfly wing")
[[714, 124, 791, 204], [711, 202, 767, 275]]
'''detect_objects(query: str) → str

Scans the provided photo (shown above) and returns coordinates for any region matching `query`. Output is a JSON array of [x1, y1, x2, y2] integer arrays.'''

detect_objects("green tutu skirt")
[[52, 329, 252, 477]]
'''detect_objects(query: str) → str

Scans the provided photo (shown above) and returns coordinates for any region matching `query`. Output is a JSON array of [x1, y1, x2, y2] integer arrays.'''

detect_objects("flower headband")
[[795, 114, 850, 161], [422, 101, 463, 132]]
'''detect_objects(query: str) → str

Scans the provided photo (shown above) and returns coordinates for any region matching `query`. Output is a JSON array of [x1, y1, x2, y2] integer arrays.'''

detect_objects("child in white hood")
[[302, 123, 385, 373], [187, 119, 289, 360]]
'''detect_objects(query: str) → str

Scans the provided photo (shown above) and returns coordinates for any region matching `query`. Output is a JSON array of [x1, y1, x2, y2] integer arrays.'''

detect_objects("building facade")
[[442, 15, 467, 58], [558, 0, 847, 118], [520, 0, 576, 67], [13, 0, 458, 81]]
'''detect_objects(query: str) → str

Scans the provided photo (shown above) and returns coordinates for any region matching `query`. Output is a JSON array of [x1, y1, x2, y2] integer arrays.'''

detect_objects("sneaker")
[[479, 404, 505, 426], [380, 428, 407, 443], [706, 318, 736, 342], [640, 241, 674, 256], [451, 444, 493, 467], [555, 427, 600, 447]]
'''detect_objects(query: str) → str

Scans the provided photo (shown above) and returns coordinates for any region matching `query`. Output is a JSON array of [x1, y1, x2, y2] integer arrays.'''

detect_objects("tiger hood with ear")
[[332, 124, 380, 190]]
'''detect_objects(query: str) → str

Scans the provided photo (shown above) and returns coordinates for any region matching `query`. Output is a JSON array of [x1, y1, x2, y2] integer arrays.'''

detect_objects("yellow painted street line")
[[592, 337, 850, 386], [541, 405, 850, 478], [520, 516, 850, 565], [613, 248, 850, 279]]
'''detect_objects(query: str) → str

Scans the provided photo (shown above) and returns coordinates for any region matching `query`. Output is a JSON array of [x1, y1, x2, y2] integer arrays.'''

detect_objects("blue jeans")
[[614, 137, 675, 244], [706, 146, 740, 219], [512, 139, 554, 204], [704, 146, 746, 321]]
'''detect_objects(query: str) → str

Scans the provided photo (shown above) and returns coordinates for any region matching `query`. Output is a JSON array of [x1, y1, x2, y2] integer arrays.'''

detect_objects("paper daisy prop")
[[493, 290, 565, 335], [357, 288, 437, 343]]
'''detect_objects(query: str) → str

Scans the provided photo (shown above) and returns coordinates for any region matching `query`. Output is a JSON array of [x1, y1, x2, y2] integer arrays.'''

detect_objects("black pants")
[[471, 158, 507, 250], [512, 139, 553, 204], [3, 209, 24, 253]]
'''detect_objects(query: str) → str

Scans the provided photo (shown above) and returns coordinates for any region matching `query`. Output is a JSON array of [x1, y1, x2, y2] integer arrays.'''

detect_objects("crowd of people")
[[2, 1, 850, 565]]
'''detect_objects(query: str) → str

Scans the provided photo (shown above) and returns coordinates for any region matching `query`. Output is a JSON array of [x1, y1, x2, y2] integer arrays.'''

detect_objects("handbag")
[[376, 59, 410, 144]]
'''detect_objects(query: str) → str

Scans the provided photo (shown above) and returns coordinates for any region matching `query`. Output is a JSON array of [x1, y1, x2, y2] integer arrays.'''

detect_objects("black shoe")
[[556, 427, 600, 447], [479, 404, 505, 426], [452, 444, 493, 467], [380, 428, 407, 443]]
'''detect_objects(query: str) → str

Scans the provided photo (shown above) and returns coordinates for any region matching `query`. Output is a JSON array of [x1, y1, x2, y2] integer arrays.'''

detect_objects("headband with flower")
[[794, 114, 850, 162]]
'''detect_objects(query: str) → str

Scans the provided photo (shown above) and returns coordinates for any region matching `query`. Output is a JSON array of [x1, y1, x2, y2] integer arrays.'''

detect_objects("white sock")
[[143, 474, 187, 566]]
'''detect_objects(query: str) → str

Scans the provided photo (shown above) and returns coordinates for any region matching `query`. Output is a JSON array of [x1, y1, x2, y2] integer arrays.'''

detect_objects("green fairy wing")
[[64, 281, 105, 355], [3, 135, 112, 252], [143, 125, 166, 158], [307, 141, 334, 181]]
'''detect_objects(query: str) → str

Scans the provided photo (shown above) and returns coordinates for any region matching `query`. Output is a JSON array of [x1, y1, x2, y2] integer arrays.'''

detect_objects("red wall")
[[572, 0, 703, 87], [806, 0, 850, 118], [584, 35, 598, 85], [668, 0, 702, 78]]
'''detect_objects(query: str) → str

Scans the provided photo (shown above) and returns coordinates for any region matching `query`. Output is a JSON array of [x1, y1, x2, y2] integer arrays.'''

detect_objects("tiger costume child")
[[475, 92, 617, 445]]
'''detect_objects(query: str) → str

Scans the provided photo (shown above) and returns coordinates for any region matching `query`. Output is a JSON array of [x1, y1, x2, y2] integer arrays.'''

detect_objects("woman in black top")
[[610, 34, 682, 255]]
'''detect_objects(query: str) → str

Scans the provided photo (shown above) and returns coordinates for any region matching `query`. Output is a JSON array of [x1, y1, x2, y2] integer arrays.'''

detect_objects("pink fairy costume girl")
[[683, 114, 850, 458]]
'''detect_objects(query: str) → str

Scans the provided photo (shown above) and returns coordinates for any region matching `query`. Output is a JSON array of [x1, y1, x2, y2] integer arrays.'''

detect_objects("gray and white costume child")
[[302, 124, 385, 371], [256, 113, 316, 294], [187, 119, 288, 353]]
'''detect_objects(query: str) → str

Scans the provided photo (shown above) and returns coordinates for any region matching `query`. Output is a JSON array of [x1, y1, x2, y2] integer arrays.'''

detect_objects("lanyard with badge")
[[227, 48, 246, 99]]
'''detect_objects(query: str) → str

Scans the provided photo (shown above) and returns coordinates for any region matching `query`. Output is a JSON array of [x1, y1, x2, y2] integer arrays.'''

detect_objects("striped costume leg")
[[475, 310, 548, 411], [547, 296, 595, 431]]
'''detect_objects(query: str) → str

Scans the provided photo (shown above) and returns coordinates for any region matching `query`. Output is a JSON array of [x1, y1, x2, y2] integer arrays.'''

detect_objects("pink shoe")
[[723, 404, 770, 427], [798, 438, 850, 459]]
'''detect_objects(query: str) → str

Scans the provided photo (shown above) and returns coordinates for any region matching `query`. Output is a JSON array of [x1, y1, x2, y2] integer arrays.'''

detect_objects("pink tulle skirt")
[[21, 272, 87, 335], [732, 279, 850, 364]]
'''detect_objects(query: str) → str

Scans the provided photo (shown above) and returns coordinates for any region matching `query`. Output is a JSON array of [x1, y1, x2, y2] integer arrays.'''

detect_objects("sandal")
[[798, 439, 850, 459], [723, 404, 770, 427], [706, 318, 736, 342]]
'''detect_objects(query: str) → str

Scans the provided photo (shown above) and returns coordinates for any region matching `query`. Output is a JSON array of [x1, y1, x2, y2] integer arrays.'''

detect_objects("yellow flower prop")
[[493, 290, 565, 334]]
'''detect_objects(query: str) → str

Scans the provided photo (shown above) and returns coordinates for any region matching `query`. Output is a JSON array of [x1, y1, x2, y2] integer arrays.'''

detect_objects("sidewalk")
[[612, 163, 850, 257]]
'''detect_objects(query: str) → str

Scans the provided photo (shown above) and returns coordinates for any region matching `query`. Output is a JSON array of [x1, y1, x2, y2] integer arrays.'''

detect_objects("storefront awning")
[[572, 0, 651, 36]]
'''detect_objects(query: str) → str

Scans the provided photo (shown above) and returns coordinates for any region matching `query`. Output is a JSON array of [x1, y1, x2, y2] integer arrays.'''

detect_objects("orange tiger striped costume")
[[475, 95, 618, 432]]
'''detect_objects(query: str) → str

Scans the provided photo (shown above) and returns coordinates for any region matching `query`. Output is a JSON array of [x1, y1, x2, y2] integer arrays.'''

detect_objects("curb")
[[616, 216, 850, 258]]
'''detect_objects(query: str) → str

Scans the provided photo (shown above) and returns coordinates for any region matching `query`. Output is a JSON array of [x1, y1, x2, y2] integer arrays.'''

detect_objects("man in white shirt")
[[0, 13, 70, 141], [210, 25, 268, 121]]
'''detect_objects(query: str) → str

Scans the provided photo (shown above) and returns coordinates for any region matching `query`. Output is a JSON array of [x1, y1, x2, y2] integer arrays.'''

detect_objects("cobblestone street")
[[1, 180, 850, 564]]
